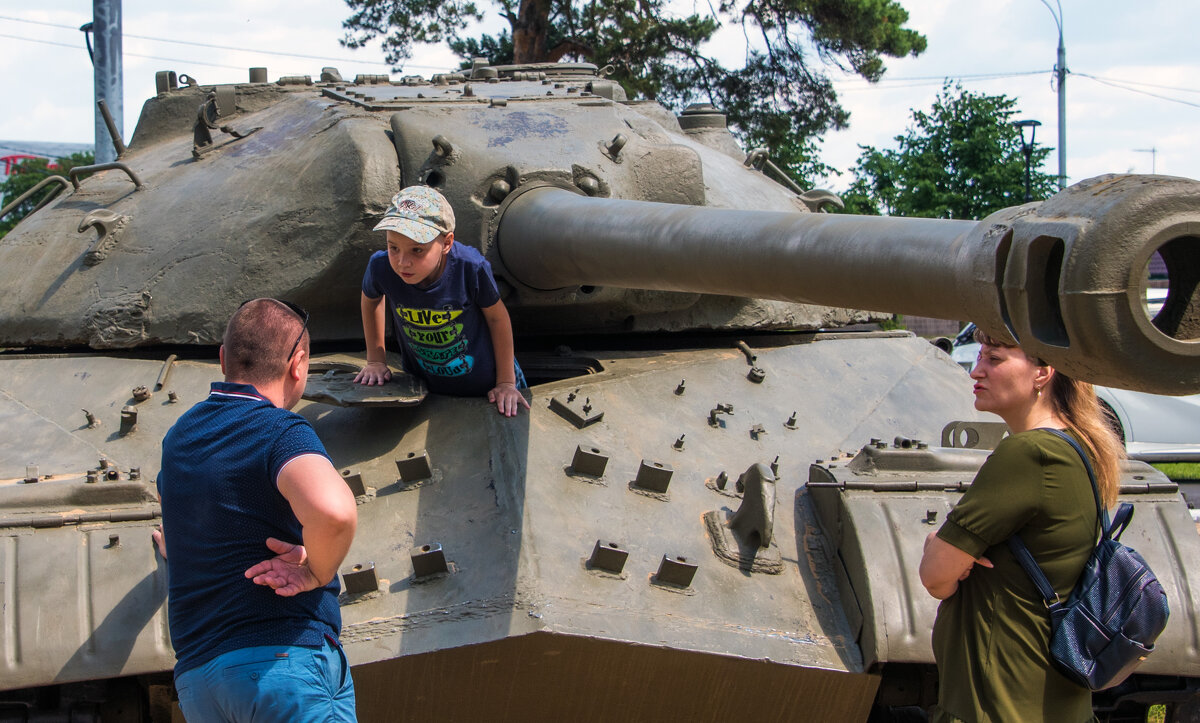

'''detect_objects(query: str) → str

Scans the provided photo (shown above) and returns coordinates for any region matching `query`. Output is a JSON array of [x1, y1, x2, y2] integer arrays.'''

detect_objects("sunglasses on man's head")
[[239, 298, 310, 361]]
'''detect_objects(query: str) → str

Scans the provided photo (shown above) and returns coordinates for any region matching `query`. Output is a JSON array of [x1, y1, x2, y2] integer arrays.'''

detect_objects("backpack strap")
[[1006, 427, 1112, 611], [1109, 502, 1135, 541], [1040, 427, 1113, 537], [1007, 534, 1063, 610]]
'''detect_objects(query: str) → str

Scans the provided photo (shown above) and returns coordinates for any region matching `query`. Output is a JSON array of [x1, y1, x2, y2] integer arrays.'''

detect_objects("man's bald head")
[[222, 299, 309, 387]]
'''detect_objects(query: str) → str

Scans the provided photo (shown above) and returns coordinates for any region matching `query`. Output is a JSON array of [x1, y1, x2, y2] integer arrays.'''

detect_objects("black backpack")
[[1007, 428, 1170, 691]]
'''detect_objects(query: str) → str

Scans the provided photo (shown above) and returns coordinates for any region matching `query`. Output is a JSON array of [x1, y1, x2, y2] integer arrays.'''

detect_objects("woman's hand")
[[959, 556, 993, 581], [920, 531, 992, 600]]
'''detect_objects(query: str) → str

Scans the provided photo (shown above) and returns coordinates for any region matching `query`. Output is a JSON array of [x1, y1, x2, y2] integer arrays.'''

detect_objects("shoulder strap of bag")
[[1007, 533, 1063, 608], [1040, 427, 1111, 536], [1006, 427, 1108, 611]]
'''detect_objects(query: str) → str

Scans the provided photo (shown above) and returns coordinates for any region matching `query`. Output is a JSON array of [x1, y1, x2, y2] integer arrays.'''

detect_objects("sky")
[[2, 0, 1198, 192]]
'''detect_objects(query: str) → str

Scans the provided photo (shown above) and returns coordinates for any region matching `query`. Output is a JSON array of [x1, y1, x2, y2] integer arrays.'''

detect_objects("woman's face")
[[969, 343, 1045, 417]]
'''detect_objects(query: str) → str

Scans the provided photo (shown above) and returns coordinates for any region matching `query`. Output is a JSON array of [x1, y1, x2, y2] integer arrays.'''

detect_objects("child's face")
[[386, 230, 453, 286]]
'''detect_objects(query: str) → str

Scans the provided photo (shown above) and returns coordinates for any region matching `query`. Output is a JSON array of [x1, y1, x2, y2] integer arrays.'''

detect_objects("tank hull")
[[0, 333, 967, 719]]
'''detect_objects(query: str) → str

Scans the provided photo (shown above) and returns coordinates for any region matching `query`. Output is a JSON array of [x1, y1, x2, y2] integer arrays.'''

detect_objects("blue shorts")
[[175, 636, 356, 722]]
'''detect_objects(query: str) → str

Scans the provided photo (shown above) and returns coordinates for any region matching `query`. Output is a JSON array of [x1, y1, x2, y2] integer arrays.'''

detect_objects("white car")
[[950, 313, 1200, 462]]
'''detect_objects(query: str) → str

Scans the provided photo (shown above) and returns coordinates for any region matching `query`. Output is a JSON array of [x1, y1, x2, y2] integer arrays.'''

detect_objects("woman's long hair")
[[975, 329, 1125, 507]]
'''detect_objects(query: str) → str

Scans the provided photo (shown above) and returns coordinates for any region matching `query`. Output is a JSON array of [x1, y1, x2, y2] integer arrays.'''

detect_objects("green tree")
[[840, 83, 1056, 219], [341, 0, 926, 186], [0, 152, 93, 238]]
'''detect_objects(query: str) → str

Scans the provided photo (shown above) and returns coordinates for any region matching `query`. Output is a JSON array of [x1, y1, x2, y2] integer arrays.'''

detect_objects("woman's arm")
[[919, 531, 992, 600]]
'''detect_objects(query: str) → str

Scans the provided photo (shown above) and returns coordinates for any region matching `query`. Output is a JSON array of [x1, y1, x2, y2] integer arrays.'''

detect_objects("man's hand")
[[488, 382, 530, 417], [152, 525, 167, 558], [245, 537, 322, 597], [353, 361, 392, 386]]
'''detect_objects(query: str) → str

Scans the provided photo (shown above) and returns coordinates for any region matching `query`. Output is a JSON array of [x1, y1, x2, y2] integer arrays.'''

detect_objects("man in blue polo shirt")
[[155, 298, 358, 721]]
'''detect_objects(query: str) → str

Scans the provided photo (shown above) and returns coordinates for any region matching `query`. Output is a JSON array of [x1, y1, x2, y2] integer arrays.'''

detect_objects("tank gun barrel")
[[496, 176, 1200, 395]]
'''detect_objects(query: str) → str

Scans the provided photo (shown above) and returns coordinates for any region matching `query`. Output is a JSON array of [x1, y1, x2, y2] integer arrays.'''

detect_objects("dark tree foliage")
[[0, 152, 93, 238], [840, 83, 1057, 219], [341, 0, 926, 186]]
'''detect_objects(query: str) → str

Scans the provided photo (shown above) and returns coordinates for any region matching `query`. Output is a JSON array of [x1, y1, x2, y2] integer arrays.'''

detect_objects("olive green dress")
[[931, 429, 1098, 723]]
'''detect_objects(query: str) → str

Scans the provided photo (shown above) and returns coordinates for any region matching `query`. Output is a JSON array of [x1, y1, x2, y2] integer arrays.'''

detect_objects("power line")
[[834, 70, 1049, 92], [833, 67, 1200, 110], [0, 32, 255, 70], [847, 69, 1047, 84], [1074, 72, 1200, 110], [1074, 73, 1200, 95], [0, 13, 448, 71]]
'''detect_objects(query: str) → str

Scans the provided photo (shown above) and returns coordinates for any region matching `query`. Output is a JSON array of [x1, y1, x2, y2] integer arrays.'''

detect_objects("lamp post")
[[1014, 119, 1042, 202], [1039, 0, 1067, 190]]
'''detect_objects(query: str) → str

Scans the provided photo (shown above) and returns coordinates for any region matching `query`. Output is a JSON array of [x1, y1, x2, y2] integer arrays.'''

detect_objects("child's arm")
[[481, 299, 530, 417], [354, 292, 392, 385]]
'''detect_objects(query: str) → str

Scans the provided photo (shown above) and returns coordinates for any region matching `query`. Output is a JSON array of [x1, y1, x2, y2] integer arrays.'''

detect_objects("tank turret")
[[1, 62, 1198, 721], [3, 62, 1196, 393]]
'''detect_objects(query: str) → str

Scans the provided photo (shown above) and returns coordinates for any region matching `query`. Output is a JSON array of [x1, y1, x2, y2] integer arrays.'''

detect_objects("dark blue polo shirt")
[[157, 382, 342, 676]]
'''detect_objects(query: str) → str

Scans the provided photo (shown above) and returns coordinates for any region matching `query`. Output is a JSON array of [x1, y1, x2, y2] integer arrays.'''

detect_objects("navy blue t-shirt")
[[157, 382, 342, 676], [362, 242, 502, 396]]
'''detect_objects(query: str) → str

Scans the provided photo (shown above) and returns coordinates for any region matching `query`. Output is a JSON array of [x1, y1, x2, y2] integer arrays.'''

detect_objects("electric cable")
[[0, 14, 447, 71], [0, 33, 250, 70], [1075, 72, 1200, 108]]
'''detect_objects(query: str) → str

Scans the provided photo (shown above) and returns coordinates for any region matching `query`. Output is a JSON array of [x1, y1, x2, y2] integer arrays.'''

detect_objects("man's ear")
[[442, 232, 455, 251], [218, 345, 227, 376], [288, 348, 307, 382]]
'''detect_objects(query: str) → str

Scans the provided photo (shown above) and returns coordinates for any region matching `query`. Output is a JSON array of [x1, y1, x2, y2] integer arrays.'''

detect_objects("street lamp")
[[1014, 119, 1042, 202]]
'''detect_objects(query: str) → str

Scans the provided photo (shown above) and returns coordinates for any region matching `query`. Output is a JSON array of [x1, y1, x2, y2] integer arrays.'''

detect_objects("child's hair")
[[974, 328, 1125, 507]]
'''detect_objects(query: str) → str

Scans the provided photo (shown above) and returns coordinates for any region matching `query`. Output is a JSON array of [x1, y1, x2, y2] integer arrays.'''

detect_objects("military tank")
[[1, 60, 1198, 722]]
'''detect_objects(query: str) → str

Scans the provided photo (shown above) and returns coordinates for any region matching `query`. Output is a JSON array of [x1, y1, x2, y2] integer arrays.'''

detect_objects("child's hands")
[[488, 382, 530, 417], [354, 361, 392, 385]]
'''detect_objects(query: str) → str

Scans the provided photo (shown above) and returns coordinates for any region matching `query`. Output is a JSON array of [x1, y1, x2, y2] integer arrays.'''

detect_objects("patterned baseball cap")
[[373, 186, 456, 243]]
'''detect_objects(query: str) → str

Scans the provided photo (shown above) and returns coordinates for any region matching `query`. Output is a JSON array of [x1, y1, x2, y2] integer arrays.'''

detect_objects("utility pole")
[[1134, 148, 1158, 174], [1040, 0, 1067, 190], [89, 0, 123, 164]]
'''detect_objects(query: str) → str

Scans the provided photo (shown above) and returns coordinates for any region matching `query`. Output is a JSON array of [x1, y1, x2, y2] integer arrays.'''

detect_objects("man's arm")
[[355, 292, 392, 385], [247, 455, 357, 596], [918, 531, 992, 600], [481, 299, 529, 417]]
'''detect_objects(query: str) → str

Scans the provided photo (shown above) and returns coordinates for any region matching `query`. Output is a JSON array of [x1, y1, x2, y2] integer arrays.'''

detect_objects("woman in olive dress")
[[919, 330, 1123, 722]]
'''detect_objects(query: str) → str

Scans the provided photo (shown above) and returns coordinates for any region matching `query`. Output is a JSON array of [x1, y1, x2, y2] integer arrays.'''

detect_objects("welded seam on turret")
[[0, 387, 109, 462], [340, 594, 519, 643]]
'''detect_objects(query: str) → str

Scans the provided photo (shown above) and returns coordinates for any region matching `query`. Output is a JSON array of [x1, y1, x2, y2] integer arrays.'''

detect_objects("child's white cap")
[[373, 186, 456, 243]]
